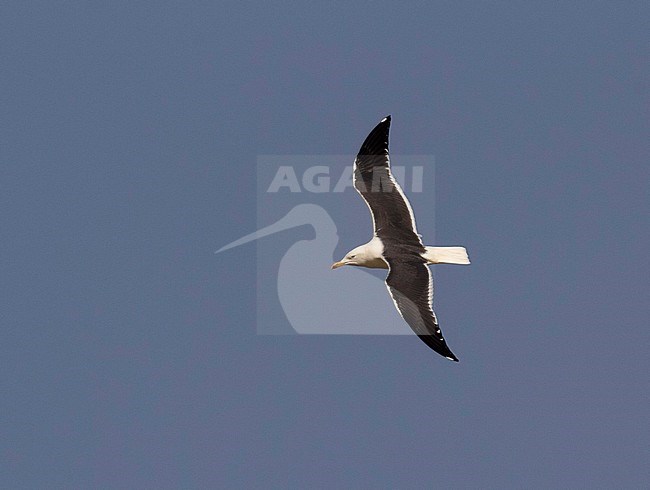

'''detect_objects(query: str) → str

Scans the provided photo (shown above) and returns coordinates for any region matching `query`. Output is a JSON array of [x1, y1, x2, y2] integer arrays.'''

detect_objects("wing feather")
[[352, 116, 422, 245], [352, 117, 458, 360], [385, 258, 459, 361]]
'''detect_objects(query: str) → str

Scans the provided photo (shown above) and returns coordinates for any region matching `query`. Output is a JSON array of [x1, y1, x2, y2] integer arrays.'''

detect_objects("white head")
[[331, 244, 370, 269], [331, 238, 386, 269]]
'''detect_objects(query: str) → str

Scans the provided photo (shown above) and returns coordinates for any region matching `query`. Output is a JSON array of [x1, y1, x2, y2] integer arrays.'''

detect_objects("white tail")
[[423, 246, 470, 265]]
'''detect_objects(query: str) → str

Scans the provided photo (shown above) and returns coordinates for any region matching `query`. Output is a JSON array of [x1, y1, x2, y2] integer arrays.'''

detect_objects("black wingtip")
[[357, 116, 391, 157], [442, 350, 460, 362], [417, 334, 460, 362]]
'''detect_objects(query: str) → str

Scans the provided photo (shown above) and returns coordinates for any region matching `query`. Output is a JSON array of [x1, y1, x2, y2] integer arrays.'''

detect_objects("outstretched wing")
[[353, 116, 422, 246], [385, 257, 459, 361], [353, 116, 456, 360]]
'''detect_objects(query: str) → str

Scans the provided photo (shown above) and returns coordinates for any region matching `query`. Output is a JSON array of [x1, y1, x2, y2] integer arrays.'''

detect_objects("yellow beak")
[[331, 261, 346, 270]]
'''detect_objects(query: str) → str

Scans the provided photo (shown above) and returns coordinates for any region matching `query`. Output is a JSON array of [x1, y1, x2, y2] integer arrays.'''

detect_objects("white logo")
[[216, 155, 435, 335]]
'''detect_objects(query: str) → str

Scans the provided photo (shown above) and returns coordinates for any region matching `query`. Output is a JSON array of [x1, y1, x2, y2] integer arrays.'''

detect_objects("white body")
[[333, 238, 470, 269]]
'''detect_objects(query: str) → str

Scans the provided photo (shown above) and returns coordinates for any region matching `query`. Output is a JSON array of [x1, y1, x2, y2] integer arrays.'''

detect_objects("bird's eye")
[[349, 254, 356, 259]]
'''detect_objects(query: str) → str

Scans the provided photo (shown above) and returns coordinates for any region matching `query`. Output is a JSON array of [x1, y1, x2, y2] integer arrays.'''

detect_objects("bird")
[[331, 115, 470, 361]]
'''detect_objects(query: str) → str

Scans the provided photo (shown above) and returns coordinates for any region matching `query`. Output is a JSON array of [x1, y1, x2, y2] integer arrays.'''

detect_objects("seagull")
[[331, 116, 470, 361]]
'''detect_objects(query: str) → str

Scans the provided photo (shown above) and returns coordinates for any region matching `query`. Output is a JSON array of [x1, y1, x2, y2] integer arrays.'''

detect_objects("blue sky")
[[2, 2, 648, 488]]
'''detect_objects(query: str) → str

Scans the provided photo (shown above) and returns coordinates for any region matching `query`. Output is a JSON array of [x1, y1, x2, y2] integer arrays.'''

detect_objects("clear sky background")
[[2, 2, 648, 488]]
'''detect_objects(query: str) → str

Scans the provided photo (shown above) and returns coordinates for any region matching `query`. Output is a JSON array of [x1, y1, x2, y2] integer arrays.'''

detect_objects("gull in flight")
[[332, 116, 470, 361]]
